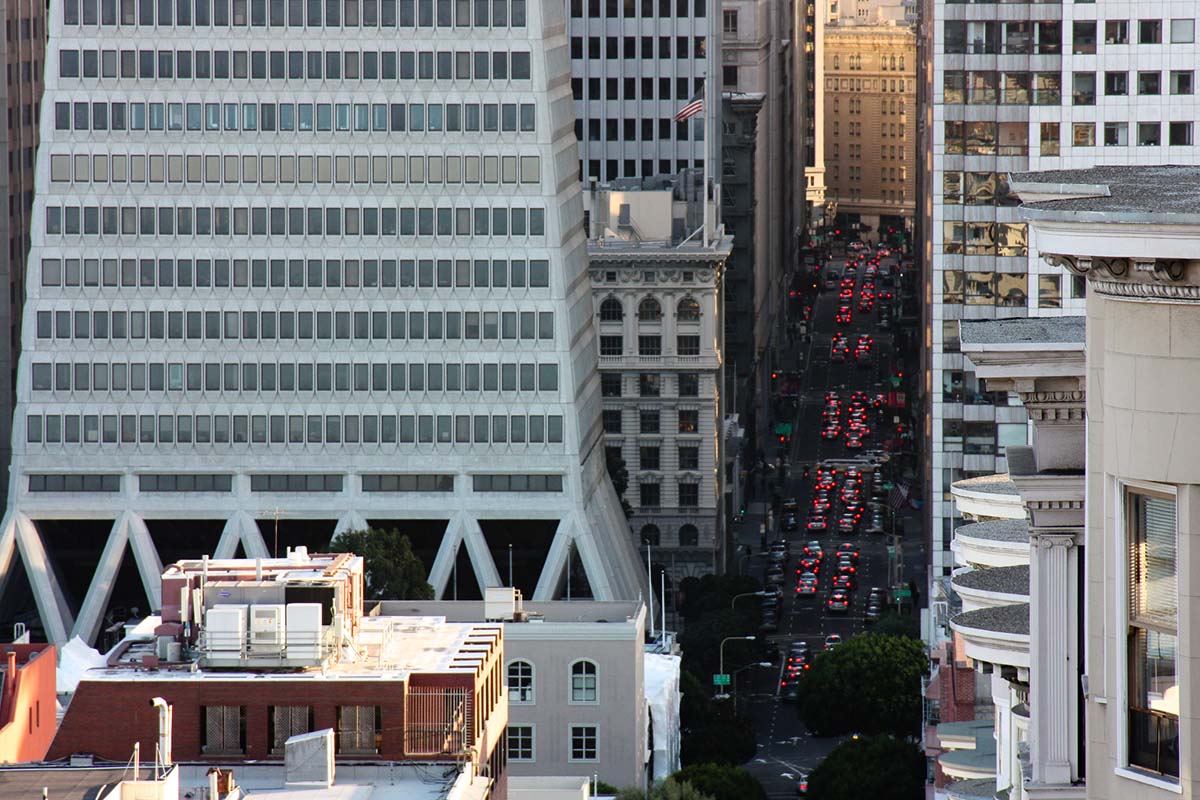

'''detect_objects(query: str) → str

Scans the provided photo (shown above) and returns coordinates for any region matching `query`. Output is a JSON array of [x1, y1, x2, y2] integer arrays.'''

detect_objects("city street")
[[730, 246, 924, 798]]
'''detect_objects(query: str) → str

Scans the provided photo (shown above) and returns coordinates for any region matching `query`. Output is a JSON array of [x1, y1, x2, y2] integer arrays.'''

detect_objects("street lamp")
[[731, 591, 770, 610], [715, 635, 758, 700], [730, 661, 774, 704]]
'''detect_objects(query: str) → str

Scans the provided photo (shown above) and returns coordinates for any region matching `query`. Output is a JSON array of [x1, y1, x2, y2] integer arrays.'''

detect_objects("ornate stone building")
[[587, 176, 731, 582]]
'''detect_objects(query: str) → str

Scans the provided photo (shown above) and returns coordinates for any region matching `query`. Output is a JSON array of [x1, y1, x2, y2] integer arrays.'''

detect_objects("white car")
[[824, 634, 843, 650]]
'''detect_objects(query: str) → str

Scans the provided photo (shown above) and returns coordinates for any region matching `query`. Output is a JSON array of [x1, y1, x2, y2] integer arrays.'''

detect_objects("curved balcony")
[[945, 778, 1001, 800], [951, 474, 1025, 521], [951, 518, 1030, 569], [950, 603, 1030, 672], [952, 565, 1029, 613], [937, 720, 997, 782]]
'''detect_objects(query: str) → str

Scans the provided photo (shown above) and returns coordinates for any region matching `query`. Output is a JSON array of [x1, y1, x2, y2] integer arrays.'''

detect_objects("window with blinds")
[[1126, 489, 1179, 779], [202, 705, 246, 755], [269, 706, 313, 753]]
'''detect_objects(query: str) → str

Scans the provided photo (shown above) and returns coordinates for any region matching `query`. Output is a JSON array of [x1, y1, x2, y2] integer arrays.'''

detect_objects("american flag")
[[674, 87, 705, 122], [888, 481, 910, 511]]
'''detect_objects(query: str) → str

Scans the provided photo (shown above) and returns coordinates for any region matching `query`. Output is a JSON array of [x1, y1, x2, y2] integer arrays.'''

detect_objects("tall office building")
[[921, 3, 1200, 577], [566, 0, 718, 185], [0, 0, 48, 508], [2, 0, 646, 644]]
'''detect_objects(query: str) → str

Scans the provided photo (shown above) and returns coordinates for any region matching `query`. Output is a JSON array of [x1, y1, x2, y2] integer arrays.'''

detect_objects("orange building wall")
[[0, 644, 57, 763]]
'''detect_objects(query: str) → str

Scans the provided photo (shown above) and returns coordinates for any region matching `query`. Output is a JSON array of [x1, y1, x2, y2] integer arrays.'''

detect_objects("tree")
[[872, 610, 920, 640], [615, 777, 715, 800], [606, 448, 633, 518], [678, 608, 760, 678], [329, 527, 434, 600], [672, 764, 766, 800], [680, 687, 757, 765], [806, 735, 925, 800], [797, 633, 927, 737], [677, 573, 763, 623]]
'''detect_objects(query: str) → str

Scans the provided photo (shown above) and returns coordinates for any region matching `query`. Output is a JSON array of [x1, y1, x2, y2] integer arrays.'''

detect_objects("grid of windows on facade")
[[569, 724, 597, 762], [63, 0, 529, 29], [638, 522, 698, 546], [939, 266, 1029, 308], [26, 411, 565, 448], [1126, 487, 1179, 781], [508, 724, 534, 761]]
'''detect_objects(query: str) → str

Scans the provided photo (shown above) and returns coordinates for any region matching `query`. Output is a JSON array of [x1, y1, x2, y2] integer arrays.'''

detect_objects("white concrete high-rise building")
[[921, 2, 1200, 579], [2, 0, 647, 644]]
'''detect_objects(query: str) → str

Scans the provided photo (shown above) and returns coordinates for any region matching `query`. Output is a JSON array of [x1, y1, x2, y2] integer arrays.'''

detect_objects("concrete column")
[[1030, 530, 1078, 786]]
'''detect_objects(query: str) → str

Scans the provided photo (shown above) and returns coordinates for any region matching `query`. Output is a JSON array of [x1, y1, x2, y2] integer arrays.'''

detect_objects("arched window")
[[833, 55, 839, 69], [508, 660, 535, 704], [677, 297, 701, 321], [899, 57, 905, 70], [638, 297, 662, 322], [640, 524, 661, 546], [679, 524, 699, 547], [890, 55, 896, 70], [570, 660, 598, 703], [599, 297, 624, 321]]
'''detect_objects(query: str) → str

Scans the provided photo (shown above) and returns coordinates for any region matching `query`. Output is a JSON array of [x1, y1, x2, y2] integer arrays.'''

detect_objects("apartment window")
[[1169, 122, 1193, 146], [202, 706, 246, 755], [1170, 70, 1193, 95], [569, 725, 598, 761], [269, 707, 313, 754], [1104, 122, 1128, 146], [1138, 122, 1161, 146], [638, 335, 661, 356], [1139, 19, 1162, 44], [570, 661, 598, 703], [1105, 71, 1128, 95], [602, 409, 623, 433], [639, 409, 660, 434], [639, 373, 661, 397], [640, 482, 661, 507], [638, 297, 662, 322], [601, 373, 622, 397], [337, 706, 382, 755], [509, 725, 534, 761], [640, 445, 660, 471], [1072, 72, 1095, 105], [1072, 123, 1095, 147], [677, 335, 700, 356], [599, 297, 624, 321], [1138, 71, 1161, 95], [1126, 488, 1179, 780], [1038, 274, 1062, 309], [1072, 20, 1096, 53], [1105, 19, 1128, 44], [722, 9, 736, 33], [599, 335, 623, 356], [678, 373, 699, 396], [1170, 18, 1193, 43], [678, 483, 699, 507], [1039, 122, 1060, 155], [678, 445, 699, 470], [679, 524, 699, 547], [722, 65, 737, 89], [678, 409, 699, 433], [508, 660, 534, 704], [677, 297, 701, 321]]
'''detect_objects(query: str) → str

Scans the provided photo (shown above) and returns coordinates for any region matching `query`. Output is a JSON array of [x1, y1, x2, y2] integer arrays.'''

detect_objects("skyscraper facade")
[[4, 0, 646, 643], [922, 2, 1200, 577]]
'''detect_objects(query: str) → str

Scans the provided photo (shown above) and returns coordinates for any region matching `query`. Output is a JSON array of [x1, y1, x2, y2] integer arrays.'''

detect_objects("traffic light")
[[779, 435, 787, 444]]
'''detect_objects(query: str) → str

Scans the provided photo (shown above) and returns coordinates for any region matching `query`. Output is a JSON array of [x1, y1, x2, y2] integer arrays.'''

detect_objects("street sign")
[[774, 422, 793, 436], [882, 482, 894, 490], [713, 673, 731, 687], [887, 546, 896, 557]]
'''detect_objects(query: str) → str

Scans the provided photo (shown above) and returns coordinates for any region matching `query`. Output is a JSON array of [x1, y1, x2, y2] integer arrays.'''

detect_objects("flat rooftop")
[[375, 600, 643, 625], [1010, 165, 1200, 222], [960, 317, 1085, 347], [179, 763, 487, 800], [87, 615, 498, 683]]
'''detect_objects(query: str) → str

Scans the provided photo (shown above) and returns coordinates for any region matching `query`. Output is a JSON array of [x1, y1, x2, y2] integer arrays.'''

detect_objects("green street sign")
[[882, 482, 894, 490], [774, 422, 793, 436], [894, 589, 913, 601], [713, 673, 731, 687]]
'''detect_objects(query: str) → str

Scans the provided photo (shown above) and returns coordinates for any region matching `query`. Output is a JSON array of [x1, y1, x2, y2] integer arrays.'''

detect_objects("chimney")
[[150, 697, 173, 767]]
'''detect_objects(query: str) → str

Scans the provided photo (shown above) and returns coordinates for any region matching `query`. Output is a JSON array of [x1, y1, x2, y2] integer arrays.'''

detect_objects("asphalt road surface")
[[732, 247, 921, 799]]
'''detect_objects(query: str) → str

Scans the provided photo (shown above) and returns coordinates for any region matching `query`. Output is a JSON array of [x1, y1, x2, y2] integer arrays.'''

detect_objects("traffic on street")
[[731, 241, 922, 799]]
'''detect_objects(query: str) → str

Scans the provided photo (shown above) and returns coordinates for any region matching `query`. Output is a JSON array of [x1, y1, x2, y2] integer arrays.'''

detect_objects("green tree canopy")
[[329, 527, 434, 600], [672, 764, 766, 800], [615, 777, 715, 800], [797, 633, 927, 737], [678, 574, 763, 622], [806, 735, 925, 800], [680, 681, 757, 766]]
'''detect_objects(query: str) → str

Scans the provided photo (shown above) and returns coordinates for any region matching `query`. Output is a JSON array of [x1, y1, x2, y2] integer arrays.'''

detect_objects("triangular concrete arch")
[[71, 511, 164, 645]]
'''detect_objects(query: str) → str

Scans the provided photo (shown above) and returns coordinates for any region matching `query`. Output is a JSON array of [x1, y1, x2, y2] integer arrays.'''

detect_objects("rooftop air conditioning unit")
[[206, 605, 247, 659], [250, 604, 286, 656], [286, 603, 324, 661]]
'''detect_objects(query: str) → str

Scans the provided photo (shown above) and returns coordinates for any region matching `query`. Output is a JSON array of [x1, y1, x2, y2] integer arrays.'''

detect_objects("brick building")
[[0, 642, 56, 763], [48, 552, 507, 793]]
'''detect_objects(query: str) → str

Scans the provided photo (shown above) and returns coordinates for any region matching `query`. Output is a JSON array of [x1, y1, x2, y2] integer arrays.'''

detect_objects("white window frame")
[[507, 659, 536, 705], [508, 723, 536, 762], [1115, 478, 1181, 790], [567, 723, 600, 762], [569, 658, 599, 705]]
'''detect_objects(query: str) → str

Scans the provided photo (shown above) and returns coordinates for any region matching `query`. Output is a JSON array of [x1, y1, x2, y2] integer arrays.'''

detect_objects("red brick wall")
[[49, 679, 409, 762]]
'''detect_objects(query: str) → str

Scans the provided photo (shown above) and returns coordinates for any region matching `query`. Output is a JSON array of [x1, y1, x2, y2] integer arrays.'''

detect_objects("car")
[[796, 773, 809, 797], [824, 634, 844, 650], [824, 390, 842, 402], [798, 556, 822, 574], [782, 497, 800, 514], [796, 580, 819, 597], [782, 512, 799, 532], [837, 559, 857, 576], [847, 240, 865, 251], [760, 611, 779, 633], [826, 592, 851, 613], [811, 495, 832, 512], [821, 424, 842, 439], [836, 544, 860, 560], [855, 348, 874, 365], [835, 307, 852, 325], [865, 603, 883, 624], [806, 515, 828, 532], [770, 539, 791, 558], [837, 515, 858, 534], [796, 571, 818, 585], [780, 675, 802, 702], [803, 541, 824, 557], [766, 564, 786, 585], [832, 574, 857, 592], [829, 347, 847, 363], [788, 641, 810, 658], [845, 434, 864, 449], [867, 587, 887, 606]]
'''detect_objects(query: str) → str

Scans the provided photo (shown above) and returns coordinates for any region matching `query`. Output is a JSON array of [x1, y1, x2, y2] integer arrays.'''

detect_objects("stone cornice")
[[1028, 529, 1080, 549], [1042, 253, 1200, 303], [1018, 391, 1086, 422]]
